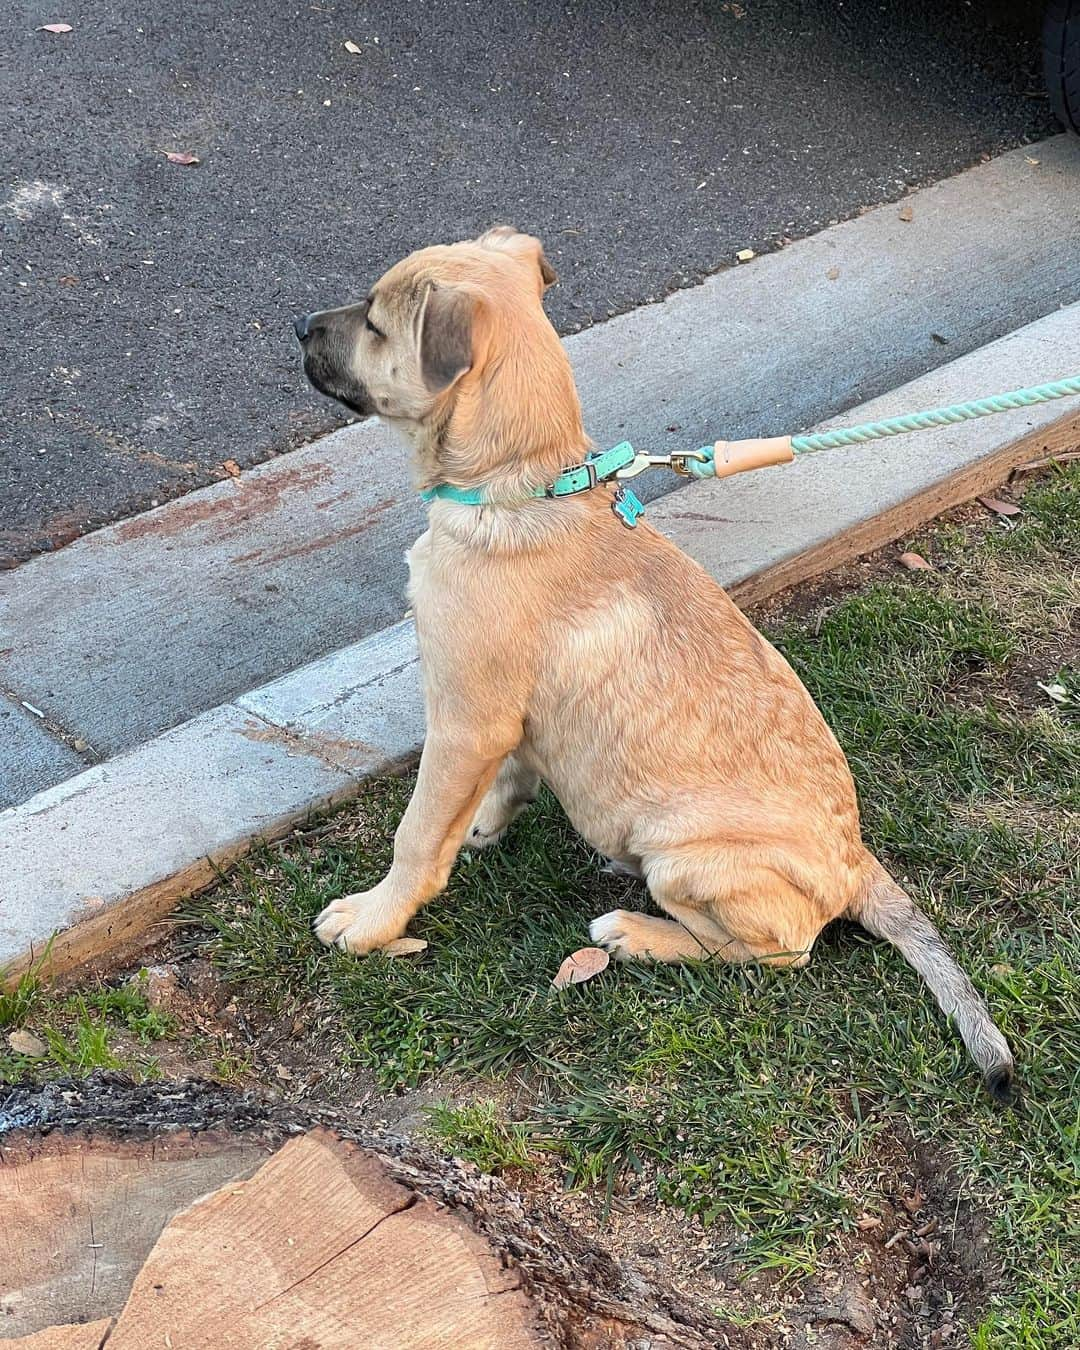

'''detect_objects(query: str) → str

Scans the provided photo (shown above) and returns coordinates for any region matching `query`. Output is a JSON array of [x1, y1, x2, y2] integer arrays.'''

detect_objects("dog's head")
[[294, 227, 585, 491]]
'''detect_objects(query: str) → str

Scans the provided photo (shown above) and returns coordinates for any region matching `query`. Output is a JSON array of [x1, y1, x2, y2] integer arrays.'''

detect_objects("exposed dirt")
[[747, 493, 1000, 634]]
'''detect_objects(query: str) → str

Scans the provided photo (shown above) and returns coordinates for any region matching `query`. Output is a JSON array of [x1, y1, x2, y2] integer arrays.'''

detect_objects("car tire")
[[1045, 0, 1080, 133]]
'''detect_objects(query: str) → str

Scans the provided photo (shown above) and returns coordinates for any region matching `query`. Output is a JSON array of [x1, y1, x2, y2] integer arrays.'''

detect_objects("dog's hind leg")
[[590, 904, 735, 962], [465, 752, 540, 849], [591, 898, 814, 966], [592, 849, 823, 967]]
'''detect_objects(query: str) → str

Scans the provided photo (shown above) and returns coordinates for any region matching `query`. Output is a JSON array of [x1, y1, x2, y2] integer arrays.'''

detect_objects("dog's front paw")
[[589, 910, 638, 961], [314, 886, 405, 954]]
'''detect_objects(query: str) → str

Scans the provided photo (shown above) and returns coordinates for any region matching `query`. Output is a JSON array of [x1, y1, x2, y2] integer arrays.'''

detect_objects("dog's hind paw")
[[589, 910, 636, 960], [463, 818, 509, 850]]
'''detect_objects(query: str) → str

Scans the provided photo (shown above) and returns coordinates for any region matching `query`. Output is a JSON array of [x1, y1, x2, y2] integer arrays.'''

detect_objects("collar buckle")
[[546, 455, 599, 497]]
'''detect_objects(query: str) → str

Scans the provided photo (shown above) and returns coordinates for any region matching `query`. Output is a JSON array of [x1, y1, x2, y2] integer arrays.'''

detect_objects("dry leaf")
[[1025, 156, 1040, 166], [977, 495, 1021, 517], [57, 274, 79, 286], [1038, 680, 1069, 705], [855, 1214, 883, 1230], [380, 937, 428, 957], [898, 204, 914, 222], [735, 248, 755, 262], [7, 1029, 47, 1057], [900, 1187, 925, 1215], [899, 551, 933, 571], [38, 22, 73, 33], [343, 39, 361, 54], [552, 946, 609, 989], [221, 459, 241, 478], [164, 151, 200, 166], [826, 266, 840, 281]]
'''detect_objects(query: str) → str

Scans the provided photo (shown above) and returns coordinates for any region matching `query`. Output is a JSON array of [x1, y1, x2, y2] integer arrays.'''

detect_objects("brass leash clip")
[[615, 448, 711, 480], [669, 448, 711, 476]]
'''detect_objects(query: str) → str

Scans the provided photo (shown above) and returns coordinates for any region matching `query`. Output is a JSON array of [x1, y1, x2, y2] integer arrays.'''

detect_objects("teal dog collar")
[[420, 441, 644, 526]]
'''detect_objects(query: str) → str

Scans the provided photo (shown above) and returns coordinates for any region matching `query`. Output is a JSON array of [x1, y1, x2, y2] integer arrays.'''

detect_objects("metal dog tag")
[[611, 485, 645, 528]]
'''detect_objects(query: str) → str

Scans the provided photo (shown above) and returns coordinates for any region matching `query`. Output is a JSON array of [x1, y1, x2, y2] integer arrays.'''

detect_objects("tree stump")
[[2, 1129, 541, 1347], [0, 1079, 727, 1348]]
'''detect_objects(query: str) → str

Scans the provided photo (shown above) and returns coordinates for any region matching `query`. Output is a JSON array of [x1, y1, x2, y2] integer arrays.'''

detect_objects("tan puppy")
[[295, 227, 1014, 1101]]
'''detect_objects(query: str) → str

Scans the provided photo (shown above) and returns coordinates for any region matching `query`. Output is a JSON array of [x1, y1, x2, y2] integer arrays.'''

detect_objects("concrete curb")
[[1, 622, 421, 979], [4, 303, 1079, 982]]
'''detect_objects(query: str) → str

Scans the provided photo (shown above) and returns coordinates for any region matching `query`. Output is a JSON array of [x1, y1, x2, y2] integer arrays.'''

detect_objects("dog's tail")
[[847, 859, 1014, 1103]]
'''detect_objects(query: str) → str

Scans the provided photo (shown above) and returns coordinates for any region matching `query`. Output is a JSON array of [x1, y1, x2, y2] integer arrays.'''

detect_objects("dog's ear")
[[418, 282, 475, 393], [477, 225, 557, 294]]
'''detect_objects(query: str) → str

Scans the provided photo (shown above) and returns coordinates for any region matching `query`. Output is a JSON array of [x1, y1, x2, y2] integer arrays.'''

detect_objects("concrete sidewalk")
[[3, 299, 1079, 979], [3, 137, 1080, 812]]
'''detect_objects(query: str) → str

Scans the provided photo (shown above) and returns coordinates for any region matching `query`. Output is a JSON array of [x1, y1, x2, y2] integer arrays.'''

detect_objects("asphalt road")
[[1, 0, 1054, 565]]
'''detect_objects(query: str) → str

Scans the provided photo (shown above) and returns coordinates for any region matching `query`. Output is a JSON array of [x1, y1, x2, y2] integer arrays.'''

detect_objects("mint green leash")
[[421, 374, 1080, 528], [686, 373, 1080, 471]]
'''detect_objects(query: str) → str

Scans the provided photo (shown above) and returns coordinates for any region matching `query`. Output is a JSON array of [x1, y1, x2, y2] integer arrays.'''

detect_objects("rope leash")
[[619, 375, 1080, 489]]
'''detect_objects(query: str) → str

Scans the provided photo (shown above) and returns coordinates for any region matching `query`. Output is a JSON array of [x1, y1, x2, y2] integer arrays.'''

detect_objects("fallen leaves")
[[977, 495, 1021, 517], [380, 937, 428, 957], [38, 22, 72, 34], [7, 1029, 46, 1057], [1038, 680, 1071, 706], [898, 551, 933, 571], [735, 248, 755, 263], [220, 459, 242, 478], [163, 151, 200, 167], [551, 946, 609, 989], [898, 204, 914, 223], [900, 1186, 925, 1215]]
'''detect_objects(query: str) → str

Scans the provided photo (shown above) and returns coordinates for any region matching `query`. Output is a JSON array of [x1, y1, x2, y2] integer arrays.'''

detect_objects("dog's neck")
[[406, 326, 591, 499]]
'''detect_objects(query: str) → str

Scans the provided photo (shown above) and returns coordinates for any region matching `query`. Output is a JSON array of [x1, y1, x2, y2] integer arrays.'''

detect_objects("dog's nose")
[[293, 313, 313, 343]]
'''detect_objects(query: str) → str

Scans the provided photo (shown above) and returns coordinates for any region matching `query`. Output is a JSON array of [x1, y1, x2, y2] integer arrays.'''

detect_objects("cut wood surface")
[[1, 1129, 541, 1349], [106, 1128, 542, 1349], [0, 1321, 114, 1349], [0, 1131, 268, 1339]]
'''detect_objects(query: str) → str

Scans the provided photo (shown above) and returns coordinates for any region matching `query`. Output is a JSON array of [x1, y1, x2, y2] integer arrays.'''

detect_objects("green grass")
[[0, 963, 42, 1032], [425, 1099, 536, 1173], [0, 970, 174, 1082], [188, 466, 1080, 1346]]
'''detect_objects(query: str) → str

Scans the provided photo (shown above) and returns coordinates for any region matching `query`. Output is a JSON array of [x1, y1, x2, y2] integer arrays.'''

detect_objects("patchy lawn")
[[4, 465, 1077, 1348]]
